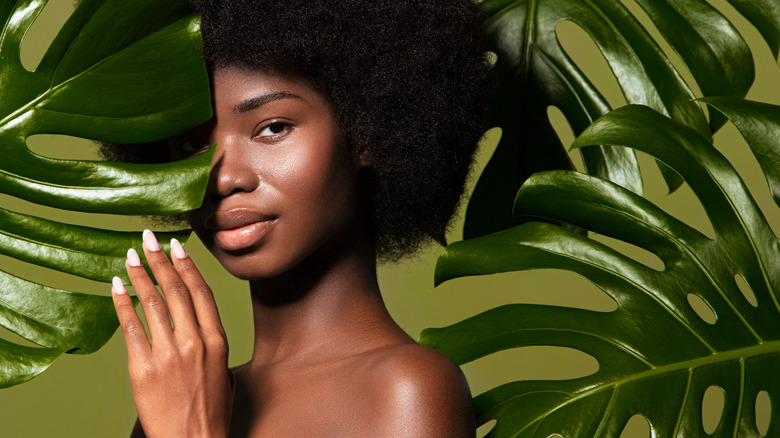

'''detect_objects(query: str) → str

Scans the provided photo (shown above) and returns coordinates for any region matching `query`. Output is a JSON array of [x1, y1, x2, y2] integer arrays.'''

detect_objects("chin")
[[212, 247, 304, 282], [216, 255, 280, 281]]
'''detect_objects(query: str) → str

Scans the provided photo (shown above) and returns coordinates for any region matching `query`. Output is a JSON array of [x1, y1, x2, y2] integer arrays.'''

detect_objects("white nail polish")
[[171, 238, 187, 259], [127, 248, 142, 267], [112, 276, 126, 295], [142, 229, 161, 252]]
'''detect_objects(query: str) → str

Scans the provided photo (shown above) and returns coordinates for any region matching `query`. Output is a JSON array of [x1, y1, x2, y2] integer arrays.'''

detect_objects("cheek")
[[269, 137, 357, 205], [277, 144, 362, 244], [304, 150, 358, 210]]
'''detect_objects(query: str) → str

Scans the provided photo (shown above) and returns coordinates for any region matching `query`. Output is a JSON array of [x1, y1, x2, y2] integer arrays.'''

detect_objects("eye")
[[256, 121, 291, 139], [177, 138, 211, 156]]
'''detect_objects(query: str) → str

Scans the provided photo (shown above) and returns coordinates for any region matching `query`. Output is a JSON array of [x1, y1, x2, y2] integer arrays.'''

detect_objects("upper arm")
[[359, 345, 475, 437]]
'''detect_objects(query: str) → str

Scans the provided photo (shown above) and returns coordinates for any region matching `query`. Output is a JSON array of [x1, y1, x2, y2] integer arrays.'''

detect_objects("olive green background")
[[1, 0, 778, 436]]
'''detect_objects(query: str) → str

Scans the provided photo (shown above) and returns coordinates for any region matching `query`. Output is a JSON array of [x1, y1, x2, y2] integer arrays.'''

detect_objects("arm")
[[112, 230, 235, 438]]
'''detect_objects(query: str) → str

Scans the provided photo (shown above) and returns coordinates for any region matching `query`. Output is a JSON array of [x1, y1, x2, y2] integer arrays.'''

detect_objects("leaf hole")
[[555, 20, 627, 109], [702, 385, 725, 434], [663, 183, 717, 240], [0, 193, 160, 234], [635, 152, 717, 240], [0, 325, 41, 348], [0, 251, 113, 300], [438, 268, 618, 314], [26, 134, 101, 161], [615, 0, 704, 100], [547, 106, 586, 173], [546, 435, 563, 438], [687, 294, 717, 325], [590, 233, 665, 271], [461, 347, 598, 396], [547, 105, 575, 148], [619, 414, 651, 438], [477, 419, 497, 438], [735, 274, 758, 307], [19, 0, 75, 71], [756, 390, 772, 436]]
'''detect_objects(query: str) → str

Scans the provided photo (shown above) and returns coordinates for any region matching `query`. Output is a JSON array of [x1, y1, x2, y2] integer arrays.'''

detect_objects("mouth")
[[205, 209, 278, 252]]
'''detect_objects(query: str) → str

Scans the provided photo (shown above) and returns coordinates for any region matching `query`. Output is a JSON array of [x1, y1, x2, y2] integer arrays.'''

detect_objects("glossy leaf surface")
[[424, 103, 780, 436], [465, 0, 779, 238], [0, 0, 212, 386]]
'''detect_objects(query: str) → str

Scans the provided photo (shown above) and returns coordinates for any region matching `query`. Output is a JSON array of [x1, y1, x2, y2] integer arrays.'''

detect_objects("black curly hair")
[[102, 0, 492, 261]]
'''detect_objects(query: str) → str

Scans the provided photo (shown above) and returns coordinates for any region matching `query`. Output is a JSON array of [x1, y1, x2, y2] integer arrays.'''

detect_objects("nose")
[[208, 141, 261, 198]]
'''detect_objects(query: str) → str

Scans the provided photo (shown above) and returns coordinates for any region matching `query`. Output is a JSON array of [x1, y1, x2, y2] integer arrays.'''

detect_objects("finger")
[[169, 238, 225, 333], [112, 276, 151, 360], [141, 230, 199, 334], [126, 247, 174, 345]]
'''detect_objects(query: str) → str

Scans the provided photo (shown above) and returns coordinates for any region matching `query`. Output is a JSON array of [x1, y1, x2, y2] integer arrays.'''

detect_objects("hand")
[[112, 230, 235, 438]]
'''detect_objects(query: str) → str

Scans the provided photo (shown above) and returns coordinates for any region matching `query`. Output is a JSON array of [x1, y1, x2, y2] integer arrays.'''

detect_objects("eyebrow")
[[234, 91, 301, 113]]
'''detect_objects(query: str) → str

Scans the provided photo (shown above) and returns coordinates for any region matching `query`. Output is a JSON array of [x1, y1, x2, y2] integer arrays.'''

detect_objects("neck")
[[245, 233, 407, 370]]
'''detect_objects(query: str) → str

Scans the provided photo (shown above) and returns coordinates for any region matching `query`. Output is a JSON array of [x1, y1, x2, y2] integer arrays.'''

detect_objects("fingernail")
[[112, 276, 126, 295], [143, 229, 161, 252], [170, 238, 187, 259], [127, 248, 142, 267]]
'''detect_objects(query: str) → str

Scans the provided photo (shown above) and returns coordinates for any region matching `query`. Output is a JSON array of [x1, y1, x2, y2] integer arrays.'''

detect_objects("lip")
[[205, 209, 278, 251]]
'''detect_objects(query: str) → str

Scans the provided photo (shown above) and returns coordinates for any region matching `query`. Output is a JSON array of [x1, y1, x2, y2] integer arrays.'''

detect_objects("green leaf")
[[701, 97, 780, 209], [0, 0, 211, 386], [725, 0, 780, 59], [0, 270, 120, 354], [1, 0, 213, 213], [465, 0, 760, 238], [0, 338, 63, 388], [424, 104, 780, 436], [0, 207, 191, 282], [0, 268, 139, 385]]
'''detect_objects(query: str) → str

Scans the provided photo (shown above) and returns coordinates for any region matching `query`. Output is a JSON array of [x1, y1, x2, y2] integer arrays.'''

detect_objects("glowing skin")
[[114, 69, 475, 437], [173, 68, 366, 282]]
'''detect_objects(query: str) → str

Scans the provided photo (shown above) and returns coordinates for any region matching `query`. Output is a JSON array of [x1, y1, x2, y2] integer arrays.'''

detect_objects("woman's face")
[[171, 68, 366, 280]]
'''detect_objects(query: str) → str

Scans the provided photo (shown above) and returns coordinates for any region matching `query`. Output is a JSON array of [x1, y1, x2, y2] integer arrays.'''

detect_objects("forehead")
[[210, 68, 324, 110], [169, 67, 339, 145]]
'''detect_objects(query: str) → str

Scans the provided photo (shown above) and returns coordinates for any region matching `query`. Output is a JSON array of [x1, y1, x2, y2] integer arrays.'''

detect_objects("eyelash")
[[177, 138, 210, 156], [255, 121, 291, 140], [174, 120, 291, 158]]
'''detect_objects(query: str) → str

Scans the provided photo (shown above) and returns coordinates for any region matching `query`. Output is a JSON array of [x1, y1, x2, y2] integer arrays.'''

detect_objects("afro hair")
[[102, 0, 492, 261]]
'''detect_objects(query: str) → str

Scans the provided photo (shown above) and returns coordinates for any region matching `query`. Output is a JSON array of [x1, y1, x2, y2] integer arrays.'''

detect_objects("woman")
[[106, 0, 492, 435]]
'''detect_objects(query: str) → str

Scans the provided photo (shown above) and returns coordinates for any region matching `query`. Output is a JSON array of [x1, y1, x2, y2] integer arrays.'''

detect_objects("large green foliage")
[[0, 0, 212, 387], [466, 0, 778, 238], [423, 102, 780, 436], [3, 2, 780, 437], [421, 0, 780, 436]]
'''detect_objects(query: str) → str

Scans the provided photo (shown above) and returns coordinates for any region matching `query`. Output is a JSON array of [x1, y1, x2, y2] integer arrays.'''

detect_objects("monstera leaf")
[[465, 0, 780, 238], [422, 101, 780, 436], [0, 0, 212, 387]]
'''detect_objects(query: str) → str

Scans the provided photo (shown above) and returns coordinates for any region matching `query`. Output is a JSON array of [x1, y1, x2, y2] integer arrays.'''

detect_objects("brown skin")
[[112, 68, 475, 437]]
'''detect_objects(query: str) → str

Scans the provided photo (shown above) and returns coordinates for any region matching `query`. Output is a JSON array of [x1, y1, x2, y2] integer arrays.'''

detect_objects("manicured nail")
[[142, 229, 161, 252], [170, 238, 187, 259], [112, 276, 126, 295], [127, 248, 142, 267]]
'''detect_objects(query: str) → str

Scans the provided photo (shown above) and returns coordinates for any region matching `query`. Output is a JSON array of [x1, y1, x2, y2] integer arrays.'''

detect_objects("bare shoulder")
[[351, 343, 475, 437], [365, 343, 470, 394]]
